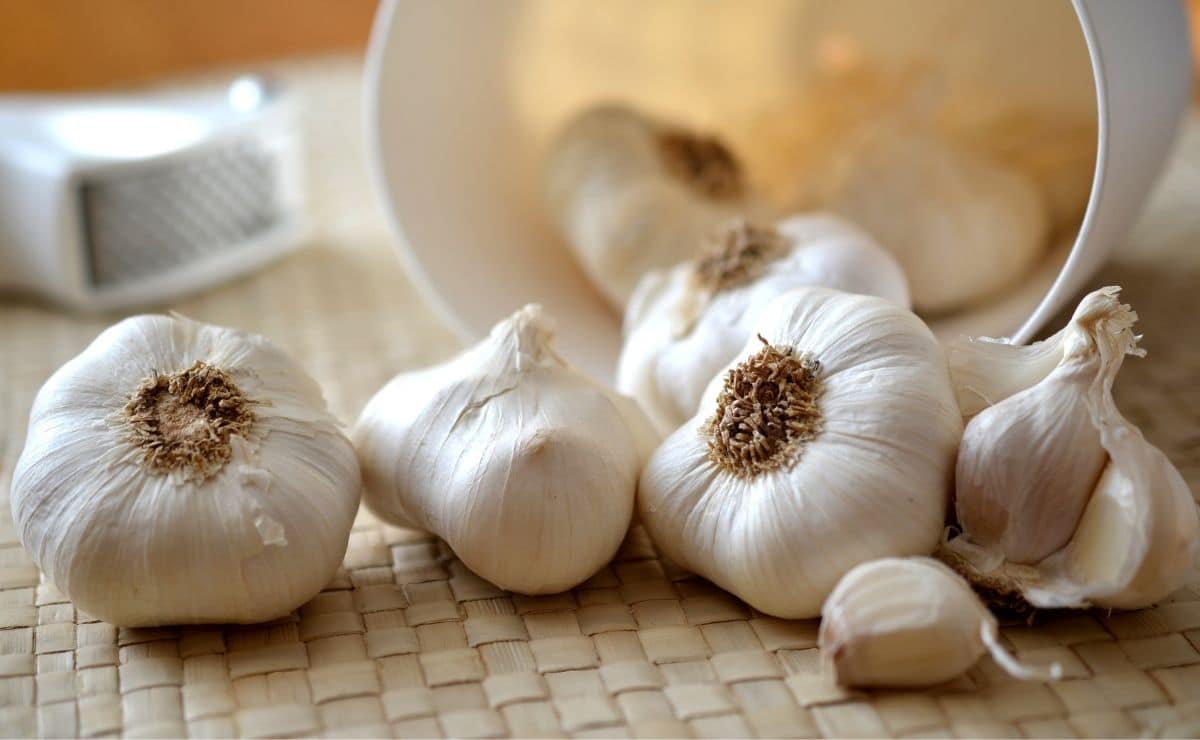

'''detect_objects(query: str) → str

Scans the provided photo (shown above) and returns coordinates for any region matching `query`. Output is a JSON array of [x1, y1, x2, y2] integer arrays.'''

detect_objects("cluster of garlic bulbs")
[[820, 557, 1060, 688], [639, 287, 962, 618], [543, 104, 767, 308], [943, 287, 1199, 610], [354, 304, 657, 594], [10, 315, 361, 627], [618, 214, 909, 432]]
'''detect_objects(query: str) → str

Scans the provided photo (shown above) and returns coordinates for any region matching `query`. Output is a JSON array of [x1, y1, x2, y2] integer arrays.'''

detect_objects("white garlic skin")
[[822, 121, 1048, 314], [10, 315, 361, 627], [946, 287, 1200, 610], [955, 355, 1108, 564], [618, 213, 910, 433], [639, 287, 962, 618], [820, 558, 1050, 688], [354, 305, 655, 595], [544, 104, 764, 308]]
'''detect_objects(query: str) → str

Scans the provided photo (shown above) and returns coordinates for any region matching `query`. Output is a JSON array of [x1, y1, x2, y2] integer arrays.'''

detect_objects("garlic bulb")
[[354, 304, 656, 595], [618, 214, 910, 433], [820, 120, 1048, 314], [639, 287, 962, 618], [944, 287, 1200, 610], [10, 315, 361, 627], [544, 104, 765, 309], [820, 557, 1059, 688]]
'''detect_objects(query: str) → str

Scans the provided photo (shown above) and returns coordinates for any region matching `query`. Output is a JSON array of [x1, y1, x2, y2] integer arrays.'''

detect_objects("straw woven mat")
[[1, 59, 1200, 739]]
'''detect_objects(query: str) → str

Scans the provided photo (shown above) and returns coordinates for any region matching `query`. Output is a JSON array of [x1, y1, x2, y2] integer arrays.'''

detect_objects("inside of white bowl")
[[367, 0, 1130, 380]]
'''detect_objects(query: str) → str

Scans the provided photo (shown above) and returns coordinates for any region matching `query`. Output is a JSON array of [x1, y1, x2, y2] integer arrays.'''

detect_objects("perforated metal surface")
[[80, 139, 281, 288]]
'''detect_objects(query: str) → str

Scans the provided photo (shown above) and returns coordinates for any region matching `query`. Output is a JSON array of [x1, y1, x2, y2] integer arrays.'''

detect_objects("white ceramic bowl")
[[366, 0, 1192, 379]]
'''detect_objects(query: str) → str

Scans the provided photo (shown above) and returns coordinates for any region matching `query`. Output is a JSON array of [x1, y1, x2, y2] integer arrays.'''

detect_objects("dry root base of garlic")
[[618, 213, 909, 433], [543, 104, 768, 308], [944, 287, 1200, 611], [10, 315, 362, 627], [820, 557, 1061, 688], [638, 287, 961, 618], [354, 304, 657, 596]]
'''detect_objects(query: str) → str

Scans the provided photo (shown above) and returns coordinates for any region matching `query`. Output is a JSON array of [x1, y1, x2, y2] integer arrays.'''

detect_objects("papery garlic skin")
[[11, 315, 361, 627], [639, 287, 962, 618], [544, 104, 765, 309], [618, 214, 910, 433], [354, 305, 655, 595], [821, 121, 1047, 314], [820, 557, 1057, 688], [945, 287, 1200, 610]]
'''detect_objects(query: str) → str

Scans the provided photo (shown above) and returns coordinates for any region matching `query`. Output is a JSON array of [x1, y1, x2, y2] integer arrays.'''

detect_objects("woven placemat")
[[1, 58, 1199, 739]]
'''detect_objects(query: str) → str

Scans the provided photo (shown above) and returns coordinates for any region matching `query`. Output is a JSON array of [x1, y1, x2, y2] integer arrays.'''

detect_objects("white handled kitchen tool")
[[0, 75, 305, 311]]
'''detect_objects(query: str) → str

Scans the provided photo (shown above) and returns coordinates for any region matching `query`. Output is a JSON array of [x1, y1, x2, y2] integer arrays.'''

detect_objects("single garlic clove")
[[820, 557, 1060, 689], [544, 104, 767, 308], [354, 304, 657, 595], [618, 214, 909, 433], [955, 357, 1108, 564]]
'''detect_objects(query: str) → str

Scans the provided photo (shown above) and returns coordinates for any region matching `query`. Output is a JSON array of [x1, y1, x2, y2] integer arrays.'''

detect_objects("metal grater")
[[0, 76, 305, 311]]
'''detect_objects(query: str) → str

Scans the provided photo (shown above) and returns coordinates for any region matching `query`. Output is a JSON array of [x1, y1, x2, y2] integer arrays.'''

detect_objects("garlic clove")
[[820, 557, 1060, 689], [638, 287, 961, 618], [943, 287, 1199, 611], [354, 304, 657, 595], [618, 214, 909, 434]]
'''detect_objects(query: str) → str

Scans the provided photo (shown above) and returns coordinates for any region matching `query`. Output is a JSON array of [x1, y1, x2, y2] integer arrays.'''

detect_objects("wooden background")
[[0, 0, 378, 92]]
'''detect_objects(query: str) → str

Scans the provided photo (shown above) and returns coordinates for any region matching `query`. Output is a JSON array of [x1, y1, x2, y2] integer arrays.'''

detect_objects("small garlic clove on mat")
[[543, 104, 768, 309], [820, 557, 1060, 688], [10, 315, 362, 627], [638, 287, 962, 618], [943, 287, 1200, 611], [354, 304, 657, 595], [617, 213, 910, 433]]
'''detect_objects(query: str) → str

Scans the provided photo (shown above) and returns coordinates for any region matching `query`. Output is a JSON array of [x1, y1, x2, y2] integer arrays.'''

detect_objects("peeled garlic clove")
[[617, 214, 909, 433], [543, 104, 766, 308], [639, 287, 962, 618], [820, 557, 1059, 688], [354, 304, 656, 595], [945, 287, 1200, 610], [821, 120, 1048, 314], [10, 315, 362, 627]]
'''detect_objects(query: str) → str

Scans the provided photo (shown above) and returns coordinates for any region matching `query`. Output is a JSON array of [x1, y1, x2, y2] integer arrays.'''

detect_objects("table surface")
[[1, 57, 1199, 738]]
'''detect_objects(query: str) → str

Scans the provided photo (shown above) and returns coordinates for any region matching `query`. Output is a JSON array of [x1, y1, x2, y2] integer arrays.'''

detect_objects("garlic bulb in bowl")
[[618, 214, 909, 433], [10, 315, 362, 627], [820, 120, 1048, 314], [543, 104, 766, 309], [354, 304, 656, 595], [943, 287, 1200, 610], [639, 287, 962, 618]]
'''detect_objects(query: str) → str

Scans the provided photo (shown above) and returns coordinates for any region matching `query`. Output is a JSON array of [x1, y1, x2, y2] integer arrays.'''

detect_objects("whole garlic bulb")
[[354, 304, 656, 595], [618, 214, 910, 433], [820, 557, 1059, 688], [944, 287, 1200, 610], [544, 104, 766, 309], [639, 287, 962, 618], [820, 120, 1048, 314], [10, 315, 361, 627]]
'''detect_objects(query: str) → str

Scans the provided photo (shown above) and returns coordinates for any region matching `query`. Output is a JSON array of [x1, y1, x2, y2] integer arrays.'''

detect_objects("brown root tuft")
[[705, 338, 822, 477], [122, 361, 256, 481], [691, 219, 787, 295], [657, 128, 744, 199]]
